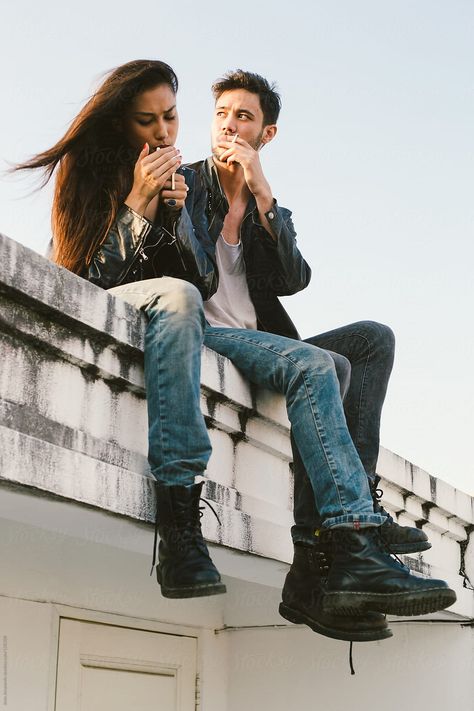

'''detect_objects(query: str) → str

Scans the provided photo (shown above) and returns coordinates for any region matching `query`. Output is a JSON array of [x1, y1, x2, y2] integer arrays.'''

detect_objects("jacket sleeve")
[[162, 168, 218, 300], [85, 172, 217, 297], [85, 205, 153, 289], [252, 201, 312, 296]]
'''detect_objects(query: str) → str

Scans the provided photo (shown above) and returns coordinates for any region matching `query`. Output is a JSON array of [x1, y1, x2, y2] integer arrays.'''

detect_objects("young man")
[[186, 70, 452, 641]]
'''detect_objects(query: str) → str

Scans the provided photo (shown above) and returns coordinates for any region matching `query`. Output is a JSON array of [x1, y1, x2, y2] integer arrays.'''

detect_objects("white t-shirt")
[[204, 234, 257, 330]]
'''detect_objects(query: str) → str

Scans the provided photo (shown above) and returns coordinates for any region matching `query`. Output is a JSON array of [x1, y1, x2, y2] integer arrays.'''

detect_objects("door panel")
[[81, 666, 175, 709], [55, 618, 196, 711]]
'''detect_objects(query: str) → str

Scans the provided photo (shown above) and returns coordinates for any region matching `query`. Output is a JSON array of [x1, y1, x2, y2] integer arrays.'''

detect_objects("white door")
[[55, 618, 197, 711]]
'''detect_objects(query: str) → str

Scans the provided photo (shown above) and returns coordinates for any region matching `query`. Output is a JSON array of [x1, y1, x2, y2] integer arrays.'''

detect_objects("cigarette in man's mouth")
[[231, 134, 239, 143]]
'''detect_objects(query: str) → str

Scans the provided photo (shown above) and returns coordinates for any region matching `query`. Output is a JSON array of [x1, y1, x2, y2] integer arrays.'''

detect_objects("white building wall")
[[0, 232, 473, 710], [227, 624, 474, 711]]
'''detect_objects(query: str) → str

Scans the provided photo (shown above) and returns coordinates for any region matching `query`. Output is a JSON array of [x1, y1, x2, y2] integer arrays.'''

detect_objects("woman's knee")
[[168, 278, 203, 313], [148, 278, 203, 319]]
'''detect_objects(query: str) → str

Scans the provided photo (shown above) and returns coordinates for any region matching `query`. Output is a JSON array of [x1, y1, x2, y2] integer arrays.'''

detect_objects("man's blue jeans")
[[108, 278, 385, 530], [291, 322, 395, 542]]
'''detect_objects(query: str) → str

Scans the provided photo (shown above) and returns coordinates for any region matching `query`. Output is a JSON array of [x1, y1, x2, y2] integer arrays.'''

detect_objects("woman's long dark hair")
[[13, 60, 178, 274]]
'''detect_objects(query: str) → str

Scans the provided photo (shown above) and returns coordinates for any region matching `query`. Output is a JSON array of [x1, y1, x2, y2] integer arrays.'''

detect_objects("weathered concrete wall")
[[0, 231, 473, 612], [0, 231, 296, 559], [1, 232, 473, 711]]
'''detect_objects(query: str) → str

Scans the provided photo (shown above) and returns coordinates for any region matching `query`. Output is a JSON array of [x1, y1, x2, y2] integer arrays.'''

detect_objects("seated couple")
[[15, 59, 455, 643]]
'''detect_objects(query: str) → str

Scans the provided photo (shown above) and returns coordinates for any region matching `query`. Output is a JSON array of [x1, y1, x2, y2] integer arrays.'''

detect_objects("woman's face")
[[122, 84, 179, 150]]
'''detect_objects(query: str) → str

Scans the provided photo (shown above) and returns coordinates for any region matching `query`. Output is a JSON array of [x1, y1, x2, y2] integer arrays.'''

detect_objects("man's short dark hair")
[[211, 70, 281, 125]]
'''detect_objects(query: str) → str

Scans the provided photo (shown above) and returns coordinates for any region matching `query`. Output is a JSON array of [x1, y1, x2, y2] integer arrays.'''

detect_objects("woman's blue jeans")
[[108, 277, 213, 482], [108, 278, 384, 530]]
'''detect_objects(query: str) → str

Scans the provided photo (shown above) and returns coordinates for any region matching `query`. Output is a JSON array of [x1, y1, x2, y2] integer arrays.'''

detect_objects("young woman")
[[14, 60, 225, 600]]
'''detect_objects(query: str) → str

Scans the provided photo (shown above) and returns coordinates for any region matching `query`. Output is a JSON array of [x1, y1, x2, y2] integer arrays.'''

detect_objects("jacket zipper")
[[117, 222, 181, 286], [171, 220, 187, 271], [116, 222, 153, 285]]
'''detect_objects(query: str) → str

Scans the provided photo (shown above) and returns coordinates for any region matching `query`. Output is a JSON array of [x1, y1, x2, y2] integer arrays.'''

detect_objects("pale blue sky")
[[2, 0, 473, 494]]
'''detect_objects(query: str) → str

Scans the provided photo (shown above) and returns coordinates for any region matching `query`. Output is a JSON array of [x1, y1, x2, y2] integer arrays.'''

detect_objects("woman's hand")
[[159, 172, 188, 212], [125, 143, 181, 215]]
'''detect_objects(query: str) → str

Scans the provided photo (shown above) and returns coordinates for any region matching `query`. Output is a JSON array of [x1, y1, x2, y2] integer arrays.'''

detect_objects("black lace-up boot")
[[153, 482, 226, 598], [279, 541, 393, 642], [322, 527, 456, 616], [371, 475, 431, 554]]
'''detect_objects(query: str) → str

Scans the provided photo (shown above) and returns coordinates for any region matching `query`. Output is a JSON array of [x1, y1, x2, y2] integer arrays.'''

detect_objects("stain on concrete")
[[216, 354, 226, 393], [459, 524, 474, 591], [240, 511, 254, 553], [415, 518, 428, 528], [230, 431, 247, 446], [421, 501, 437, 521], [203, 415, 217, 430], [0, 399, 145, 471], [205, 392, 227, 419]]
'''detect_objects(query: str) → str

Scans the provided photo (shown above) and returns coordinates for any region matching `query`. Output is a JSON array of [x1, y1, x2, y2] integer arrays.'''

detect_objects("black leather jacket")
[[187, 157, 311, 339], [85, 166, 217, 300]]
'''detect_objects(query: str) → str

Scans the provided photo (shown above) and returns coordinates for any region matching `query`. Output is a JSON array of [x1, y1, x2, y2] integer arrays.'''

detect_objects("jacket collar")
[[203, 156, 257, 221], [204, 157, 225, 201]]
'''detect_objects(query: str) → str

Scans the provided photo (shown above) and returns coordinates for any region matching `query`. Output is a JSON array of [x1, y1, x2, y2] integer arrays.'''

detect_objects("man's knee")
[[296, 343, 337, 376], [357, 321, 395, 359]]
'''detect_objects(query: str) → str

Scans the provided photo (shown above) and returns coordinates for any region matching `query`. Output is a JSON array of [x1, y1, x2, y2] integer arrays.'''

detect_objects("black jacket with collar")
[[84, 166, 218, 300], [187, 157, 311, 340]]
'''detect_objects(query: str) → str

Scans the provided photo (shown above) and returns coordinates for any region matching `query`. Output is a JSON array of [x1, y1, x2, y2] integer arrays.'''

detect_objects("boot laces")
[[372, 475, 393, 523], [349, 641, 355, 675], [199, 497, 222, 526], [150, 493, 222, 575], [372, 527, 408, 570]]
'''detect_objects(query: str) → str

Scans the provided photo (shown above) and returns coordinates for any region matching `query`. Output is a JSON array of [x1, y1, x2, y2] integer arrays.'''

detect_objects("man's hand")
[[217, 135, 272, 204], [217, 135, 276, 237]]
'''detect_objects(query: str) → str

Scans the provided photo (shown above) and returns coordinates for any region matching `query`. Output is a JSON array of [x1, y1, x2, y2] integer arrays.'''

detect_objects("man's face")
[[211, 89, 266, 161]]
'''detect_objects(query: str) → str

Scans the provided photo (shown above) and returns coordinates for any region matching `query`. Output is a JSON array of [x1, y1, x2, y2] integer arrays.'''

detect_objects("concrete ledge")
[[1, 231, 473, 620]]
